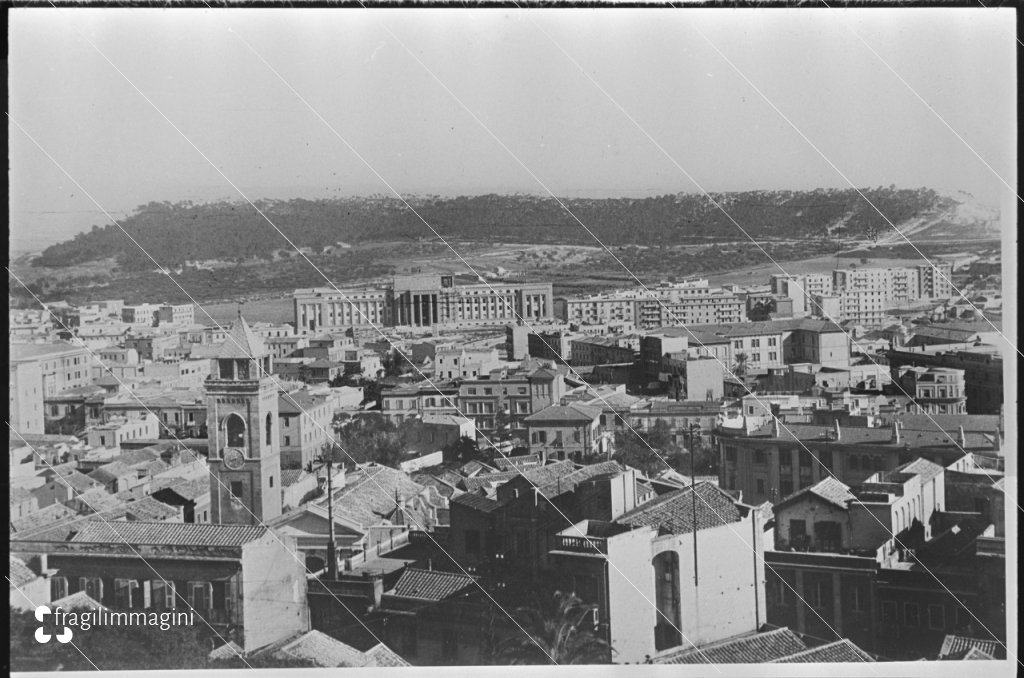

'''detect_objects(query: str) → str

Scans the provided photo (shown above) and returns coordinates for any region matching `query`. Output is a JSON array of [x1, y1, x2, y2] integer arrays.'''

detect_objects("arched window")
[[850, 455, 859, 470], [226, 413, 246, 448], [265, 413, 273, 446]]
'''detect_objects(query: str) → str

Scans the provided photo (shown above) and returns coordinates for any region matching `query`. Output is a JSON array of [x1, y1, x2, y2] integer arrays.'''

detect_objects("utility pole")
[[688, 423, 701, 587], [315, 446, 338, 580]]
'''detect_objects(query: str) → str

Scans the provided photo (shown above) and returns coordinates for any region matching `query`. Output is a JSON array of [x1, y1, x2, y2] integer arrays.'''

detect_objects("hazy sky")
[[8, 7, 1017, 251]]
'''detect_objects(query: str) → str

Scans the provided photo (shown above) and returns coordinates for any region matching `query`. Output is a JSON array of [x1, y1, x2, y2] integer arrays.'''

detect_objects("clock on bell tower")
[[206, 315, 282, 525]]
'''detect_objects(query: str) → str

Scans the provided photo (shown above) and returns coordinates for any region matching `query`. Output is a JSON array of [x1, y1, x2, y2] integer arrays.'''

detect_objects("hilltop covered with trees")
[[33, 187, 968, 270]]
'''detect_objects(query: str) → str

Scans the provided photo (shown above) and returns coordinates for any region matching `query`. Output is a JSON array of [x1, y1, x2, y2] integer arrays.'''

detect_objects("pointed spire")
[[216, 314, 268, 359]]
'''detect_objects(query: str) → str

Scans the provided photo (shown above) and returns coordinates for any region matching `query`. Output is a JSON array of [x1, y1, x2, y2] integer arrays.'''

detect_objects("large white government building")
[[294, 274, 553, 333]]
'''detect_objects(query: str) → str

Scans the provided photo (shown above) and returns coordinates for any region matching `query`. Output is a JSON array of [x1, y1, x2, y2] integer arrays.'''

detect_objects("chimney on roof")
[[958, 426, 966, 448], [833, 419, 841, 442], [891, 420, 901, 445]]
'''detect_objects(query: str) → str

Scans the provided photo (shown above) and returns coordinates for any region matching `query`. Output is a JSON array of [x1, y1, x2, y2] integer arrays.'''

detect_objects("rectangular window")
[[79, 577, 104, 602], [754, 450, 766, 465], [114, 578, 139, 609], [904, 602, 920, 628], [152, 580, 176, 609], [284, 436, 291, 446], [850, 583, 864, 612], [928, 605, 945, 630], [51, 577, 69, 601], [756, 478, 766, 495], [188, 581, 212, 611], [790, 519, 807, 545], [231, 481, 244, 498]]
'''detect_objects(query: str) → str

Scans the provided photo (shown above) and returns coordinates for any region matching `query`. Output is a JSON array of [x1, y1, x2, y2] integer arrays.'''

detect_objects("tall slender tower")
[[207, 315, 282, 525]]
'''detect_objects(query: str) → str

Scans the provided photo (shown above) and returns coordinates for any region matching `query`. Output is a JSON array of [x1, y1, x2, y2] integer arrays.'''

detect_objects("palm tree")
[[732, 351, 749, 379], [494, 590, 613, 665]]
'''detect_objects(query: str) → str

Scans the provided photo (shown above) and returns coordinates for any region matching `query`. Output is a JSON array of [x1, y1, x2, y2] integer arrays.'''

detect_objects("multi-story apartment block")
[[894, 367, 967, 416], [10, 342, 94, 399], [527, 330, 576, 362], [457, 363, 567, 436], [121, 303, 161, 327], [765, 458, 1004, 660], [556, 280, 744, 330], [10, 360, 45, 435], [523, 402, 606, 462], [294, 275, 553, 333], [770, 273, 834, 317], [157, 304, 195, 326], [887, 345, 1002, 415], [570, 334, 640, 367], [380, 381, 460, 425], [278, 389, 335, 469], [715, 418, 998, 507]]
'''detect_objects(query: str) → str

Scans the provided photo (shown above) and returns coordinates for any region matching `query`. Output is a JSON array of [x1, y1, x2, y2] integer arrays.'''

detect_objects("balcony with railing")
[[549, 520, 630, 558]]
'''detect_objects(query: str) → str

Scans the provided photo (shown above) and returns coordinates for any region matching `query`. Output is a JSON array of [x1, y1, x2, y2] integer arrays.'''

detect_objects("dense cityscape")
[[9, 250, 1008, 667], [8, 6, 1015, 675]]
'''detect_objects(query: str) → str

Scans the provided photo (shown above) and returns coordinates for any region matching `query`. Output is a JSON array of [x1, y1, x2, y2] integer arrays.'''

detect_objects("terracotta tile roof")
[[123, 497, 182, 522], [771, 639, 875, 662], [777, 477, 856, 510], [271, 630, 369, 667], [537, 461, 623, 499], [492, 454, 543, 471], [10, 503, 79, 536], [451, 492, 502, 513], [152, 477, 211, 501], [521, 459, 578, 486], [655, 627, 807, 664], [387, 568, 477, 602], [460, 471, 518, 493], [9, 555, 39, 588], [523, 402, 601, 424], [365, 642, 411, 667], [62, 521, 267, 547], [616, 481, 743, 535], [322, 464, 427, 529], [938, 634, 1002, 659], [894, 457, 945, 483], [899, 414, 1001, 433]]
